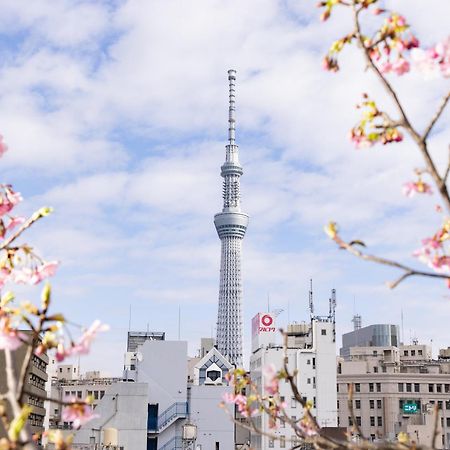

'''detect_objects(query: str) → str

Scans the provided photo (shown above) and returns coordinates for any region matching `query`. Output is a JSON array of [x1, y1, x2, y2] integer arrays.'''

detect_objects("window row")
[[349, 416, 382, 427]]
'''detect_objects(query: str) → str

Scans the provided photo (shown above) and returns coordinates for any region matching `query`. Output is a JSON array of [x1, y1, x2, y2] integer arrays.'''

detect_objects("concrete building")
[[0, 332, 48, 448], [249, 290, 338, 449], [337, 320, 450, 448]]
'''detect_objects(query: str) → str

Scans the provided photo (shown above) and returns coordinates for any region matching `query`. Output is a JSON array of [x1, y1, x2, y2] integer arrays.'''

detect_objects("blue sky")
[[1, 0, 449, 374]]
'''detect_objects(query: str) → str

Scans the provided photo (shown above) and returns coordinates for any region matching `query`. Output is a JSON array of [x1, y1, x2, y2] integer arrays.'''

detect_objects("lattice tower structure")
[[214, 70, 249, 367]]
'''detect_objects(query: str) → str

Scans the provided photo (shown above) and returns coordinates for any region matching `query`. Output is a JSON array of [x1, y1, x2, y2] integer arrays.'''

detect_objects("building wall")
[[71, 382, 148, 450], [189, 385, 234, 450], [0, 335, 48, 447], [250, 318, 337, 449]]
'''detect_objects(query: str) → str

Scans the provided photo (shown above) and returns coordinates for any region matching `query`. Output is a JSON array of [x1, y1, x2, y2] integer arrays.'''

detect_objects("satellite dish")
[[136, 352, 143, 362]]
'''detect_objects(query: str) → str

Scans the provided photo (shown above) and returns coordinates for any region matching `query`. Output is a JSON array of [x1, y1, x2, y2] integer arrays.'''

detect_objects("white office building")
[[249, 291, 338, 449]]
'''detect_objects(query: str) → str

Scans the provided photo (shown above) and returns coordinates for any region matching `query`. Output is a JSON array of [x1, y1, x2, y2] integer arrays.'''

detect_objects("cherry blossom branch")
[[423, 90, 450, 142], [0, 207, 51, 251], [443, 145, 450, 187], [351, 3, 450, 213], [347, 383, 364, 439], [431, 403, 439, 449], [336, 237, 450, 288]]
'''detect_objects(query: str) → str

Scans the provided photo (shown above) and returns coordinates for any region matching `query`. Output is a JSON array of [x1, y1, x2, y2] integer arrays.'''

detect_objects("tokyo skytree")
[[214, 70, 249, 367]]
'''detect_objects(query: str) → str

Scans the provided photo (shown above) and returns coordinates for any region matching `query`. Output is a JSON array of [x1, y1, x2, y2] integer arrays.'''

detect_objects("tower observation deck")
[[214, 70, 249, 367]]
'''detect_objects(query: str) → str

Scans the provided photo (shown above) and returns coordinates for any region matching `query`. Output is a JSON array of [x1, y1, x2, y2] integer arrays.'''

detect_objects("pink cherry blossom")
[[0, 186, 22, 217], [263, 364, 279, 395], [11, 261, 59, 285], [6, 216, 25, 232], [61, 400, 99, 429], [0, 135, 7, 158], [412, 37, 450, 78], [0, 318, 25, 351], [392, 58, 410, 75], [402, 180, 433, 197]]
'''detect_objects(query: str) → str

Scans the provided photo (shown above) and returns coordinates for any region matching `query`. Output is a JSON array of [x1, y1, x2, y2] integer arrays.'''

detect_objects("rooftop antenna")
[[308, 279, 314, 320], [287, 300, 290, 325], [401, 308, 404, 345], [178, 305, 181, 340], [267, 292, 270, 313], [128, 304, 132, 332]]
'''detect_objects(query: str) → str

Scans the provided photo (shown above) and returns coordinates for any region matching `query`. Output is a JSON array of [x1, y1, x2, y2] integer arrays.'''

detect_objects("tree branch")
[[423, 90, 450, 142]]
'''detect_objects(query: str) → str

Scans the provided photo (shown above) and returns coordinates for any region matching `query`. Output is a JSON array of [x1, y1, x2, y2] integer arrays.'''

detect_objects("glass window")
[[411, 350, 415, 356], [268, 439, 274, 448], [100, 391, 105, 399], [404, 350, 408, 356], [447, 418, 450, 427], [377, 416, 382, 426], [418, 350, 423, 356], [370, 400, 374, 409], [377, 400, 382, 409], [376, 383, 381, 392], [321, 329, 326, 336], [370, 416, 375, 426], [414, 383, 420, 393], [355, 383, 360, 393], [429, 384, 434, 393], [398, 383, 404, 392], [437, 384, 442, 393], [280, 436, 286, 448], [373, 367, 378, 373], [445, 384, 450, 393], [355, 400, 361, 409], [369, 383, 374, 392], [356, 416, 362, 426], [406, 383, 412, 392]]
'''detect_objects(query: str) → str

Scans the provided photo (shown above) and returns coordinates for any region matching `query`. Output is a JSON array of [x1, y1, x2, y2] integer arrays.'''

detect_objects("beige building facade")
[[337, 324, 450, 448]]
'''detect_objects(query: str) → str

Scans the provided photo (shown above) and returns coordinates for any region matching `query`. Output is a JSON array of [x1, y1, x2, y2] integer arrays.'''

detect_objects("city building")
[[214, 69, 249, 367], [123, 330, 165, 382], [249, 289, 338, 449], [337, 318, 450, 448], [0, 332, 48, 448]]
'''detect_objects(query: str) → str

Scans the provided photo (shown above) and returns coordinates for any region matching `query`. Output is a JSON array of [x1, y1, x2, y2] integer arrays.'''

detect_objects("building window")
[[337, 384, 339, 393], [406, 383, 412, 393], [280, 436, 286, 448], [291, 397, 296, 408], [445, 401, 450, 410], [307, 359, 310, 365], [370, 416, 375, 427], [312, 358, 316, 368], [418, 350, 423, 356], [355, 400, 361, 409], [414, 383, 420, 393], [447, 418, 450, 427], [355, 383, 360, 393], [77, 391, 82, 399], [445, 384, 450, 393], [438, 401, 443, 410], [437, 384, 442, 393], [348, 417, 353, 426], [100, 391, 105, 399], [373, 350, 378, 356], [373, 367, 378, 373], [399, 399, 404, 409], [398, 383, 404, 392], [321, 329, 326, 336], [59, 368, 62, 373], [356, 416, 362, 426], [377, 416, 382, 427], [337, 400, 340, 410], [370, 434, 376, 441], [307, 378, 311, 384], [411, 350, 415, 356], [377, 400, 382, 409], [376, 383, 381, 392], [268, 440, 274, 448], [94, 391, 99, 400], [404, 350, 408, 356], [429, 384, 434, 393], [370, 400, 374, 409], [369, 383, 374, 393]]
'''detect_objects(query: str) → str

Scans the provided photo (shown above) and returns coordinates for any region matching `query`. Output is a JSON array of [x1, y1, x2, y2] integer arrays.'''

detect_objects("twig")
[[335, 238, 450, 288], [431, 403, 439, 449], [347, 384, 364, 439], [422, 90, 450, 142]]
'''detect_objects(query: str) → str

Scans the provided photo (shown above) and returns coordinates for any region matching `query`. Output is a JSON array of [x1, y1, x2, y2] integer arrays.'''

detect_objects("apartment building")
[[0, 332, 48, 448], [337, 321, 450, 448], [250, 296, 338, 450]]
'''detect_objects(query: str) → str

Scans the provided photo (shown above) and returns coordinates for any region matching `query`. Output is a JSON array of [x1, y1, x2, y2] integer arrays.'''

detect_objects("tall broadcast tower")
[[214, 70, 249, 367]]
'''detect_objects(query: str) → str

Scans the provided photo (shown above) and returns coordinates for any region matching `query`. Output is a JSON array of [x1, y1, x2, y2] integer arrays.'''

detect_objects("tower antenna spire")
[[228, 69, 236, 146]]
